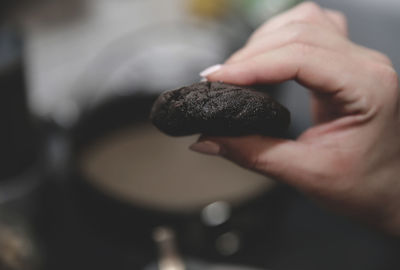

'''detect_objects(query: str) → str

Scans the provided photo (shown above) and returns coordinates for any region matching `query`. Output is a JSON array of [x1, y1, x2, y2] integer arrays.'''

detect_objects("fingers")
[[324, 9, 348, 36], [210, 44, 368, 98], [201, 2, 393, 119], [226, 21, 390, 66], [190, 135, 313, 188], [206, 44, 387, 118], [227, 23, 351, 65], [226, 2, 388, 66]]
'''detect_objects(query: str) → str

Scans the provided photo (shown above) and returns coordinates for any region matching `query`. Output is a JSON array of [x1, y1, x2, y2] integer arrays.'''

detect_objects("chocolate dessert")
[[150, 82, 290, 136]]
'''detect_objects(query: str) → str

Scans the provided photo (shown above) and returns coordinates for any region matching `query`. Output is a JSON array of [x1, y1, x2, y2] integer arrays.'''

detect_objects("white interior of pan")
[[80, 123, 274, 213]]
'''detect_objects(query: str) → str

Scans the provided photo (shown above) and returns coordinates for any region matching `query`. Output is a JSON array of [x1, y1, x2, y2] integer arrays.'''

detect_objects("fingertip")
[[199, 64, 222, 78], [199, 64, 233, 84], [206, 62, 257, 86]]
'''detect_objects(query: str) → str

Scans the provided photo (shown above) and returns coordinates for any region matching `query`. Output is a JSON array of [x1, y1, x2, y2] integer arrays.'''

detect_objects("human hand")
[[190, 2, 400, 235]]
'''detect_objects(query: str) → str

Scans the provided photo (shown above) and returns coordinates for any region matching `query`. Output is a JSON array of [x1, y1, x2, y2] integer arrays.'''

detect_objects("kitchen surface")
[[1, 0, 400, 269]]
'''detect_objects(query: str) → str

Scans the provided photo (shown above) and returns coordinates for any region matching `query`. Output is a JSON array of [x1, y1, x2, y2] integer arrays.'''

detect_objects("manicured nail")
[[200, 77, 208, 82], [200, 64, 222, 77], [190, 141, 221, 156]]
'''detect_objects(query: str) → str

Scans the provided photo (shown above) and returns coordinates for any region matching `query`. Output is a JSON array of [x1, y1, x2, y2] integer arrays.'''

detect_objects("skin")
[[191, 2, 400, 235]]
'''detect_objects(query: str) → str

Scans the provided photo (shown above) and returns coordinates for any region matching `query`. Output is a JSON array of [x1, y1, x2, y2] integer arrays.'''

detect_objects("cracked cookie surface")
[[150, 82, 290, 136]]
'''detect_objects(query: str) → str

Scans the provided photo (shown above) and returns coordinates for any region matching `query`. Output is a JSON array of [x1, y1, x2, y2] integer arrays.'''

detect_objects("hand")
[[191, 2, 400, 235]]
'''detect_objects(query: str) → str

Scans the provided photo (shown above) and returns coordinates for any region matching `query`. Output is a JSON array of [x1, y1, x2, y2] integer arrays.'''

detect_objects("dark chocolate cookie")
[[150, 82, 290, 136]]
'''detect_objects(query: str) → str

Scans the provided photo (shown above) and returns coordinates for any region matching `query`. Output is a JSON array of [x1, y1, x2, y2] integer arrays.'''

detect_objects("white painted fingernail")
[[189, 141, 221, 156], [200, 77, 208, 82], [200, 64, 222, 77]]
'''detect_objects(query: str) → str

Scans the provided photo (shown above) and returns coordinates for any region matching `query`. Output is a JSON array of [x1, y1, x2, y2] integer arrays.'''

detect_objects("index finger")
[[205, 44, 374, 117]]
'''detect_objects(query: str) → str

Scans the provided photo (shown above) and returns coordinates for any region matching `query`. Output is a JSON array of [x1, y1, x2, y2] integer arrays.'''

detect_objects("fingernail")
[[190, 141, 221, 156], [200, 77, 208, 82], [200, 64, 222, 77]]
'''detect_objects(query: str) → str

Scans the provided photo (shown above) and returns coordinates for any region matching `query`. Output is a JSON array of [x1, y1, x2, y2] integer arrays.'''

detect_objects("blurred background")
[[0, 0, 400, 270]]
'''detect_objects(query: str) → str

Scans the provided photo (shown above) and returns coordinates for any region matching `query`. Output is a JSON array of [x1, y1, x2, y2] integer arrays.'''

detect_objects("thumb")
[[190, 135, 314, 188]]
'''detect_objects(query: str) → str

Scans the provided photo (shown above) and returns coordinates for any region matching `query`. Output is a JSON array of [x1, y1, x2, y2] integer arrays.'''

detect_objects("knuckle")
[[287, 41, 315, 57], [240, 152, 260, 171], [286, 22, 313, 44], [375, 52, 393, 65], [250, 153, 274, 175], [299, 1, 322, 11], [386, 68, 399, 93], [367, 63, 400, 105], [249, 154, 262, 171], [298, 1, 323, 21], [366, 49, 392, 65], [375, 64, 399, 89], [227, 146, 263, 171], [243, 149, 268, 172], [227, 49, 245, 63], [334, 11, 347, 25]]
